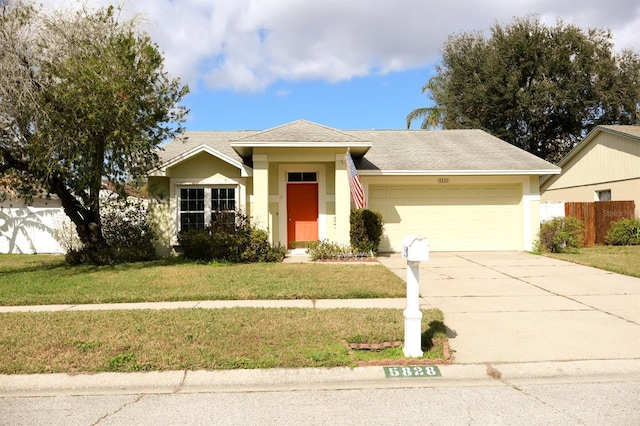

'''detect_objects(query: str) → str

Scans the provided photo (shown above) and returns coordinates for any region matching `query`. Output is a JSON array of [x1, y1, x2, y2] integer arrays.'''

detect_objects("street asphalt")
[[1, 251, 639, 396]]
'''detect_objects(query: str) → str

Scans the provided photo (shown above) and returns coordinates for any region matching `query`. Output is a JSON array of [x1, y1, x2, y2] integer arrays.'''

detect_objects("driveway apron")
[[377, 252, 640, 364]]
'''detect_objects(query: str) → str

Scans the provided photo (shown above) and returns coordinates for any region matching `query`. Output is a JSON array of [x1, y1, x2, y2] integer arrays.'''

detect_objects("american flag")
[[346, 149, 366, 209]]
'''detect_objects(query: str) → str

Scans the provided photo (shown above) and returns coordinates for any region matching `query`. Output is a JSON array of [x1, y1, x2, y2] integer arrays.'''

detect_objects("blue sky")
[[184, 67, 434, 130], [44, 0, 640, 131]]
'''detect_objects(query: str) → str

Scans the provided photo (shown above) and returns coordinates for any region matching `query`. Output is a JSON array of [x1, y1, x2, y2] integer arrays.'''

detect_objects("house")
[[148, 120, 560, 255], [540, 125, 640, 217]]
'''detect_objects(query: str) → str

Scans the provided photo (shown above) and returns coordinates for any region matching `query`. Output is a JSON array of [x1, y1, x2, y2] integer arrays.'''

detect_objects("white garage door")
[[369, 185, 522, 252]]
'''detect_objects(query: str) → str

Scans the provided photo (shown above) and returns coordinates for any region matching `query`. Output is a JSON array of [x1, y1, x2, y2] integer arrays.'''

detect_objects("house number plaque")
[[383, 366, 441, 378]]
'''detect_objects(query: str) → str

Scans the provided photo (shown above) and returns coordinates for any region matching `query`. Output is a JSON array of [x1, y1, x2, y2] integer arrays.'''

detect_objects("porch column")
[[252, 154, 270, 237], [335, 154, 351, 246]]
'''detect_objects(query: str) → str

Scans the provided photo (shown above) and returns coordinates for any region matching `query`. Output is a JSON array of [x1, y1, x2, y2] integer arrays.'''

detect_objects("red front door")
[[287, 183, 318, 248]]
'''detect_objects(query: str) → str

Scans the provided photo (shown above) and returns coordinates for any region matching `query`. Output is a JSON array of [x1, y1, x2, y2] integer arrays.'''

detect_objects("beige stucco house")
[[148, 120, 559, 255], [540, 125, 640, 216]]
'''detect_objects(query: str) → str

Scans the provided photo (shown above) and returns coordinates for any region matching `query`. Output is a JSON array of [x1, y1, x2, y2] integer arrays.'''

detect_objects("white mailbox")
[[402, 236, 429, 262]]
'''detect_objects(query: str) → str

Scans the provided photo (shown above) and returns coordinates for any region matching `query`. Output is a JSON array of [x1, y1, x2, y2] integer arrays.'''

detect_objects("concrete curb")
[[2, 359, 639, 397]]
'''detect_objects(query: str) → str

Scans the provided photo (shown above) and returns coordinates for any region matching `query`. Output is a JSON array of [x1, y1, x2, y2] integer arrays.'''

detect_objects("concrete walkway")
[[0, 298, 406, 312]]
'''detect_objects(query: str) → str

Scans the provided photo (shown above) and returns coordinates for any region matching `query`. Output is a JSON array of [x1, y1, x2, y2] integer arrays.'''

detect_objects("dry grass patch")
[[543, 245, 640, 278], [0, 308, 446, 374]]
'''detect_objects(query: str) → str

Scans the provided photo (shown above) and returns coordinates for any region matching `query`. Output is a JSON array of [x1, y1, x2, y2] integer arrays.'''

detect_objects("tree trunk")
[[48, 175, 107, 251], [72, 210, 107, 251]]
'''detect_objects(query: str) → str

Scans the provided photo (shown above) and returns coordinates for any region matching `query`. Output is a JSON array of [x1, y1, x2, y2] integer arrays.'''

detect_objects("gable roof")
[[540, 125, 640, 186], [230, 120, 372, 157], [154, 131, 255, 177], [157, 120, 559, 176]]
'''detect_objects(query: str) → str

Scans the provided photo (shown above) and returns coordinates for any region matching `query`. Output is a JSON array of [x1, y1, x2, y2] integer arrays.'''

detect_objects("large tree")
[[407, 16, 640, 162], [0, 1, 188, 255]]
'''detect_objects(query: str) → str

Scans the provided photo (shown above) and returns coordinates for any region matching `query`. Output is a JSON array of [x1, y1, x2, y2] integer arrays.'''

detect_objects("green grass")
[[543, 245, 640, 278], [0, 255, 406, 306], [0, 308, 447, 374], [0, 255, 448, 374]]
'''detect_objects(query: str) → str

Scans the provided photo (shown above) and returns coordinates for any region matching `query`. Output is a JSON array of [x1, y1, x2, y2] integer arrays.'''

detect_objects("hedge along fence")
[[565, 201, 636, 246]]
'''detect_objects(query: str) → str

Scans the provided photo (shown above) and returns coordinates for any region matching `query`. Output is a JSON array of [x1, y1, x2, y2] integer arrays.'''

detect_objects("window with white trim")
[[179, 187, 237, 232], [211, 188, 235, 212], [180, 188, 205, 232], [596, 189, 611, 201]]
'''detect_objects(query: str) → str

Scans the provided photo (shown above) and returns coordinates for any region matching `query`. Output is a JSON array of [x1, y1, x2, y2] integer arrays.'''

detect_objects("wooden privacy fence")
[[565, 201, 636, 246]]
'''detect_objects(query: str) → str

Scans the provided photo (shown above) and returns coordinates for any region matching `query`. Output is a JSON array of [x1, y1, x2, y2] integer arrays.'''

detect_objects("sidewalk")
[[0, 298, 407, 313]]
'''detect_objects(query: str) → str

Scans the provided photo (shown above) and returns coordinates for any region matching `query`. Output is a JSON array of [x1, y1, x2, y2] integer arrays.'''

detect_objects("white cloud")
[[36, 0, 640, 93]]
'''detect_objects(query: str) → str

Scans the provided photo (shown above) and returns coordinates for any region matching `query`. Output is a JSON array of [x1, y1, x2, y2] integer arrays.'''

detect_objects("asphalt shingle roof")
[[231, 120, 369, 143], [350, 129, 558, 172], [158, 131, 254, 165], [158, 121, 559, 174]]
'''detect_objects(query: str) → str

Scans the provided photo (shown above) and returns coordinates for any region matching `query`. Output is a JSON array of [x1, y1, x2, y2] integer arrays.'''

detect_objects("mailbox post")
[[401, 236, 429, 358]]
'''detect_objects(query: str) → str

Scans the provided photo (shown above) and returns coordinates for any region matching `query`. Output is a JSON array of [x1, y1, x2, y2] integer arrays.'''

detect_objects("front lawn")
[[0, 255, 450, 374], [0, 255, 405, 306], [543, 245, 640, 278], [0, 308, 448, 374]]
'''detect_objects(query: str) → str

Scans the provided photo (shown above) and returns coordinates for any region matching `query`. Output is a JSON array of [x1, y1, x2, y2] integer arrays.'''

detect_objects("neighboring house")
[[148, 120, 559, 254], [540, 125, 640, 216]]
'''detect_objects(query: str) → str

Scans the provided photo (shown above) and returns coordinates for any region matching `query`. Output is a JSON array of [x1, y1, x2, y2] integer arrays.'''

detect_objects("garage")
[[369, 184, 522, 252]]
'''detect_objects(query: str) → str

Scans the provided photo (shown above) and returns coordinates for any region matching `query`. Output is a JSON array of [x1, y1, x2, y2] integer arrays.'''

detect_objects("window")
[[211, 188, 236, 224], [180, 188, 205, 232], [596, 190, 611, 201], [287, 172, 317, 182], [212, 188, 236, 211], [179, 187, 236, 231]]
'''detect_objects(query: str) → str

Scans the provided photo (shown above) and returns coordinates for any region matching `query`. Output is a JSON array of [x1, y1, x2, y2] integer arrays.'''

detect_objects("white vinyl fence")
[[0, 206, 67, 254], [540, 202, 565, 222]]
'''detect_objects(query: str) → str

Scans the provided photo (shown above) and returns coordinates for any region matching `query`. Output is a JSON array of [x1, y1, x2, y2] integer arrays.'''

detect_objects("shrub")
[[240, 228, 287, 262], [350, 209, 384, 254], [65, 197, 157, 265], [538, 216, 584, 253], [177, 211, 285, 263], [306, 240, 353, 261], [530, 238, 543, 254], [177, 229, 219, 261], [305, 239, 376, 261], [101, 198, 157, 262], [53, 216, 82, 253], [65, 246, 119, 266], [604, 217, 640, 245]]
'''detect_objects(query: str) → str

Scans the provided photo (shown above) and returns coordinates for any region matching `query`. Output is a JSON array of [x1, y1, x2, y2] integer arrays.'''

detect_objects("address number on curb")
[[383, 366, 441, 378]]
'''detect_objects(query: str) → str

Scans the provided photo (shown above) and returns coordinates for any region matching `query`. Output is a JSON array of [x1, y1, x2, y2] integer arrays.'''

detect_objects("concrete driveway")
[[377, 252, 640, 364]]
